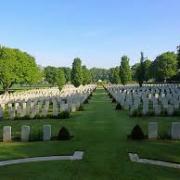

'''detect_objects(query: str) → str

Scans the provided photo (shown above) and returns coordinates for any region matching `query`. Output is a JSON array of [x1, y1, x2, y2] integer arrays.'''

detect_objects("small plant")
[[112, 98, 116, 103], [116, 103, 122, 110], [129, 125, 145, 140], [78, 105, 84, 111], [57, 127, 71, 140], [84, 99, 89, 104], [59, 111, 70, 119]]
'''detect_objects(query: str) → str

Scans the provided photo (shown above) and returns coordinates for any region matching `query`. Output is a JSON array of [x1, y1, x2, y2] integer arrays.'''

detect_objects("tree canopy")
[[0, 46, 41, 92], [82, 65, 92, 85], [109, 67, 120, 84], [119, 56, 132, 85], [71, 58, 83, 87], [56, 68, 66, 90], [153, 52, 177, 82]]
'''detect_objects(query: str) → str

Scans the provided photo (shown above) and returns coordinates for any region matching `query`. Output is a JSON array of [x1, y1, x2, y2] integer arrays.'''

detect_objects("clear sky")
[[0, 0, 179, 68]]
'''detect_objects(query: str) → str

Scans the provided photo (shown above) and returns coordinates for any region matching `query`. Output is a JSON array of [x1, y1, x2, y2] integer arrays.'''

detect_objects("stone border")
[[0, 151, 84, 167], [129, 153, 180, 169]]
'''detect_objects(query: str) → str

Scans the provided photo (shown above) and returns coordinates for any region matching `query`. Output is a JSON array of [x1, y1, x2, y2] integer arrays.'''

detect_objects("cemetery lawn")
[[0, 88, 180, 179]]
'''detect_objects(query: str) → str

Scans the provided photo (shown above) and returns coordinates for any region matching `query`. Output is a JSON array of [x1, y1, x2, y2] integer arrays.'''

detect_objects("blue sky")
[[0, 0, 180, 68]]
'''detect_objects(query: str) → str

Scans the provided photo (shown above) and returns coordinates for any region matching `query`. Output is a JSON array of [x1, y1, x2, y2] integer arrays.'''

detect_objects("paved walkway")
[[129, 153, 180, 169], [0, 151, 84, 167]]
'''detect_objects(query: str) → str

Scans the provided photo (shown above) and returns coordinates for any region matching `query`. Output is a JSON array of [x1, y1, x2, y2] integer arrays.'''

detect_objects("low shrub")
[[59, 111, 70, 119], [128, 125, 145, 140], [78, 105, 84, 111], [57, 127, 71, 140], [116, 103, 122, 110]]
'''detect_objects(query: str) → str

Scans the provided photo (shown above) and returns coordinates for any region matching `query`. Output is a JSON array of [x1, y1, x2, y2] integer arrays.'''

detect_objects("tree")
[[119, 56, 132, 85], [82, 65, 92, 85], [44, 66, 58, 86], [90, 68, 110, 82], [62, 67, 71, 83], [56, 68, 66, 90], [71, 58, 83, 87], [0, 46, 41, 92], [136, 52, 145, 87], [109, 66, 120, 84], [143, 59, 152, 82], [131, 63, 140, 81], [177, 45, 180, 70], [153, 52, 177, 82]]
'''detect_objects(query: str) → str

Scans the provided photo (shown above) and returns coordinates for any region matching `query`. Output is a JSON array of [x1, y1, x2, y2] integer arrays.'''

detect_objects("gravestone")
[[0, 107, 3, 120], [148, 122, 158, 139], [43, 125, 51, 141], [171, 122, 180, 139], [21, 125, 30, 142], [3, 126, 11, 142]]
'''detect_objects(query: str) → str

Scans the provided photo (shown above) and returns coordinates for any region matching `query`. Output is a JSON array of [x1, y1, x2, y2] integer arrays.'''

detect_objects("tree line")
[[0, 45, 180, 92]]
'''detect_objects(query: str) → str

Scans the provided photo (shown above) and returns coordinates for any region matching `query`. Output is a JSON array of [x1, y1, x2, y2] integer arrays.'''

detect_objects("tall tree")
[[62, 67, 71, 83], [177, 45, 180, 70], [136, 52, 145, 87], [56, 68, 66, 90], [0, 46, 41, 92], [119, 56, 132, 85], [82, 65, 92, 85], [143, 59, 152, 82], [153, 52, 177, 82], [71, 58, 83, 87], [44, 66, 58, 86], [110, 67, 120, 84]]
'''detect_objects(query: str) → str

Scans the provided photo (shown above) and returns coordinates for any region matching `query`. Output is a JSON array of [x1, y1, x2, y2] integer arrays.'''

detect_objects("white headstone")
[[3, 126, 11, 142], [21, 125, 30, 142], [148, 122, 158, 139], [43, 125, 51, 141], [171, 122, 180, 139]]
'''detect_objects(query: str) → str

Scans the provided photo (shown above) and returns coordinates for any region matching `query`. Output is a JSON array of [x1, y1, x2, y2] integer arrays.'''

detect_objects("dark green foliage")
[[129, 125, 145, 140], [153, 52, 177, 82], [59, 111, 70, 119], [0, 46, 42, 92], [82, 65, 92, 85], [177, 45, 180, 70], [90, 68, 110, 82], [116, 103, 122, 110], [136, 52, 145, 87], [119, 56, 132, 85], [44, 67, 66, 88], [58, 127, 71, 140], [109, 66, 121, 84], [62, 67, 71, 83], [44, 66, 58, 86], [71, 58, 83, 87], [143, 59, 152, 82], [84, 99, 89, 104], [56, 68, 66, 90], [78, 105, 84, 111]]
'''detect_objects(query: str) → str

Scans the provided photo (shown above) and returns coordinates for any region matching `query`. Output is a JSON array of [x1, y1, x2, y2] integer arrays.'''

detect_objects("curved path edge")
[[129, 153, 180, 169], [0, 151, 84, 167]]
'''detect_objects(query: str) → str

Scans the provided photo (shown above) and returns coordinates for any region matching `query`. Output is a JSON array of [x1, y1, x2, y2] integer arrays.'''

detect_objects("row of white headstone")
[[148, 122, 180, 139], [106, 84, 180, 116], [3, 125, 51, 142], [0, 85, 96, 120]]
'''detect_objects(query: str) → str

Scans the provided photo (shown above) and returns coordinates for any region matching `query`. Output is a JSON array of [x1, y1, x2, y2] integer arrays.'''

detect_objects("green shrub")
[[129, 125, 145, 140], [116, 103, 122, 110], [57, 127, 71, 140], [78, 105, 84, 111], [59, 111, 70, 119]]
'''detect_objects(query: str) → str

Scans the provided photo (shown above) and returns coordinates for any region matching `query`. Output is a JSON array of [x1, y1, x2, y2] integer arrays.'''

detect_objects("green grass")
[[0, 88, 180, 179]]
